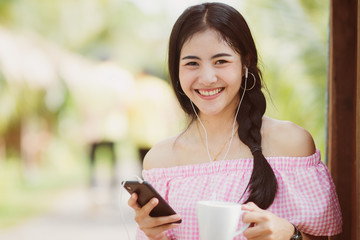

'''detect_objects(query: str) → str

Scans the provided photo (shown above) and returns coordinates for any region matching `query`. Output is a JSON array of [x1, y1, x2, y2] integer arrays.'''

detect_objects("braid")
[[237, 78, 278, 209]]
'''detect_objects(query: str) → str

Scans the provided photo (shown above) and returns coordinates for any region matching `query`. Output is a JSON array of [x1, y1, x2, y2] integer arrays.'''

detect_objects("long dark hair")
[[168, 2, 277, 209]]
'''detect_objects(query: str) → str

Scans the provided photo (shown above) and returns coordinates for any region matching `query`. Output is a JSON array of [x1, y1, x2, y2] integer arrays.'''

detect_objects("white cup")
[[196, 201, 250, 240]]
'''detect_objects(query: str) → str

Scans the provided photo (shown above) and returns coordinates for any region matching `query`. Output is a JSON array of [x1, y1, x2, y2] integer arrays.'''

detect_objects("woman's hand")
[[128, 193, 181, 240], [241, 202, 294, 240]]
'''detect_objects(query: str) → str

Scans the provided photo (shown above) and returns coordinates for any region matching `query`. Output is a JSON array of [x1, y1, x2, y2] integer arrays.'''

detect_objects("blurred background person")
[[128, 72, 183, 164]]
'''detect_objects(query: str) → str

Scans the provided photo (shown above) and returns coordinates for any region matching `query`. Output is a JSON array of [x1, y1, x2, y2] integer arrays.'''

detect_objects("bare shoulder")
[[262, 116, 316, 157], [143, 135, 178, 170]]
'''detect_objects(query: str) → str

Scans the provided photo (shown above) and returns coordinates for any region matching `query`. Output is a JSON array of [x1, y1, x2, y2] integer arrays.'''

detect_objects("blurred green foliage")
[[0, 0, 329, 228], [242, 0, 329, 156]]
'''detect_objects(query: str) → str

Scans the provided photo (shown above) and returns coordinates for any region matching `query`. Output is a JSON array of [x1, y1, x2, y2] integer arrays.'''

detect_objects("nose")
[[198, 65, 217, 85]]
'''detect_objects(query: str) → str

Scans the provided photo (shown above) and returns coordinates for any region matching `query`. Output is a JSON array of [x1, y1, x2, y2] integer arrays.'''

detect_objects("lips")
[[196, 87, 224, 97]]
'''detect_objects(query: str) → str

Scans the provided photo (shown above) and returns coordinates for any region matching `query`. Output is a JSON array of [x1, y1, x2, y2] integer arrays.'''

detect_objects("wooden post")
[[328, 0, 358, 239], [356, 1, 360, 239]]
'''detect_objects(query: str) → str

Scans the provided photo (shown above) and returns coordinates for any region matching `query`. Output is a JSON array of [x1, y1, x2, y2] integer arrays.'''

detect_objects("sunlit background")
[[0, 0, 329, 239]]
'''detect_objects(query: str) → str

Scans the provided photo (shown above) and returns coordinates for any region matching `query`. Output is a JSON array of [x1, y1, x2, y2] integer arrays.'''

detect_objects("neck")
[[189, 91, 245, 162], [197, 97, 239, 136], [193, 116, 238, 162], [197, 114, 235, 139]]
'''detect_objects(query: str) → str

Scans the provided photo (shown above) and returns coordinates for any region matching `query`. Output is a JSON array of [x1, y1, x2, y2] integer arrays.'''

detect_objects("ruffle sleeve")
[[267, 151, 342, 235]]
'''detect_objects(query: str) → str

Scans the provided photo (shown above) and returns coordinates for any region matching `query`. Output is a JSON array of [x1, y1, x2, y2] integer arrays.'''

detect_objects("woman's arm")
[[242, 202, 329, 240]]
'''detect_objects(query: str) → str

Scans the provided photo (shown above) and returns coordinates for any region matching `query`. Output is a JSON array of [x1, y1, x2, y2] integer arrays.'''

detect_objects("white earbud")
[[245, 66, 248, 78]]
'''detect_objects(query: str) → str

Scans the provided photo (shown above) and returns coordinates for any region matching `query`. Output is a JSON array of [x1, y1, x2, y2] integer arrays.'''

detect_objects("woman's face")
[[179, 29, 243, 118]]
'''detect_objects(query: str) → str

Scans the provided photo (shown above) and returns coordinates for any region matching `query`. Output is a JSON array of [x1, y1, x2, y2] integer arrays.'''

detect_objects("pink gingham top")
[[136, 149, 342, 239]]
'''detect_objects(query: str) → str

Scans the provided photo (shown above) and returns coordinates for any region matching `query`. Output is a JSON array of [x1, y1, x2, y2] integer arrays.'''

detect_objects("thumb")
[[241, 202, 261, 212]]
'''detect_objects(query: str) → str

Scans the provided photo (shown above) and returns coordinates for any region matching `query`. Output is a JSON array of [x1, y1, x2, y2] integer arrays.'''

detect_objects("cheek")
[[219, 69, 242, 90], [233, 77, 242, 90], [227, 68, 243, 89], [179, 69, 195, 91]]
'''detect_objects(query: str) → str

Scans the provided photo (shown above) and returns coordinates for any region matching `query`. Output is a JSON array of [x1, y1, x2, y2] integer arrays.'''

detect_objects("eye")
[[215, 59, 228, 65], [185, 61, 199, 66]]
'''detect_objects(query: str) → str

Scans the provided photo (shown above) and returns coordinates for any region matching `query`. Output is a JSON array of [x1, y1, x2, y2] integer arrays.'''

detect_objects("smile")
[[196, 87, 224, 96]]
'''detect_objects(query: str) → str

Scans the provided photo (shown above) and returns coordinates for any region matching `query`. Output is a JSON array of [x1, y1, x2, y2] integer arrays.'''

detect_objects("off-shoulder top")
[[135, 149, 342, 239]]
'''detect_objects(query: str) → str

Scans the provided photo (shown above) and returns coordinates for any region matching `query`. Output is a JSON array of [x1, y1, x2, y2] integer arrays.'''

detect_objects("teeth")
[[198, 88, 222, 96]]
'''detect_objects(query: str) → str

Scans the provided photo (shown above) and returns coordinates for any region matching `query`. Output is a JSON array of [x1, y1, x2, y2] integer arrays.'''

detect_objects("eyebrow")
[[181, 53, 232, 61], [212, 53, 232, 59], [181, 55, 200, 60]]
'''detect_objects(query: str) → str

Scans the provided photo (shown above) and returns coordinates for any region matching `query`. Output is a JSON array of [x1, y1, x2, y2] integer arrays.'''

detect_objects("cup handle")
[[233, 210, 250, 236]]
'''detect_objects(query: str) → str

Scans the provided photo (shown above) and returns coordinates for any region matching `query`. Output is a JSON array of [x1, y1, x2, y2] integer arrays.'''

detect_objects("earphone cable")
[[118, 175, 144, 240]]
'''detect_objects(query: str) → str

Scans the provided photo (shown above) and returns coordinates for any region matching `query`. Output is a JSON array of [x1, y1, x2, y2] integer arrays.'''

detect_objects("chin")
[[199, 109, 223, 116]]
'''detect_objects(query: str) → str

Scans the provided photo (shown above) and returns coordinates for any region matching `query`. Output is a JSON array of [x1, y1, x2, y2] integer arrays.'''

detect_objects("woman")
[[128, 2, 342, 240]]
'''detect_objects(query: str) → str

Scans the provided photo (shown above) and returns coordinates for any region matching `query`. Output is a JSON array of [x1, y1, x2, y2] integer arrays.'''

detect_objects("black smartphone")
[[122, 180, 181, 223]]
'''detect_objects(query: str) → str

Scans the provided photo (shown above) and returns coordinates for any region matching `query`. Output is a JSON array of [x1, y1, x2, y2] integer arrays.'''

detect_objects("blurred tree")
[[0, 0, 170, 76], [241, 0, 329, 156], [0, 0, 330, 158]]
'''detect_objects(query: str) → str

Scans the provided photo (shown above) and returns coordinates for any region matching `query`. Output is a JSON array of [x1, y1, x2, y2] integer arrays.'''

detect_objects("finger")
[[141, 197, 159, 217], [242, 210, 266, 224], [156, 222, 181, 232], [128, 193, 141, 211], [143, 222, 181, 239], [242, 202, 263, 224], [243, 224, 263, 239], [242, 202, 261, 211], [142, 214, 182, 229]]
